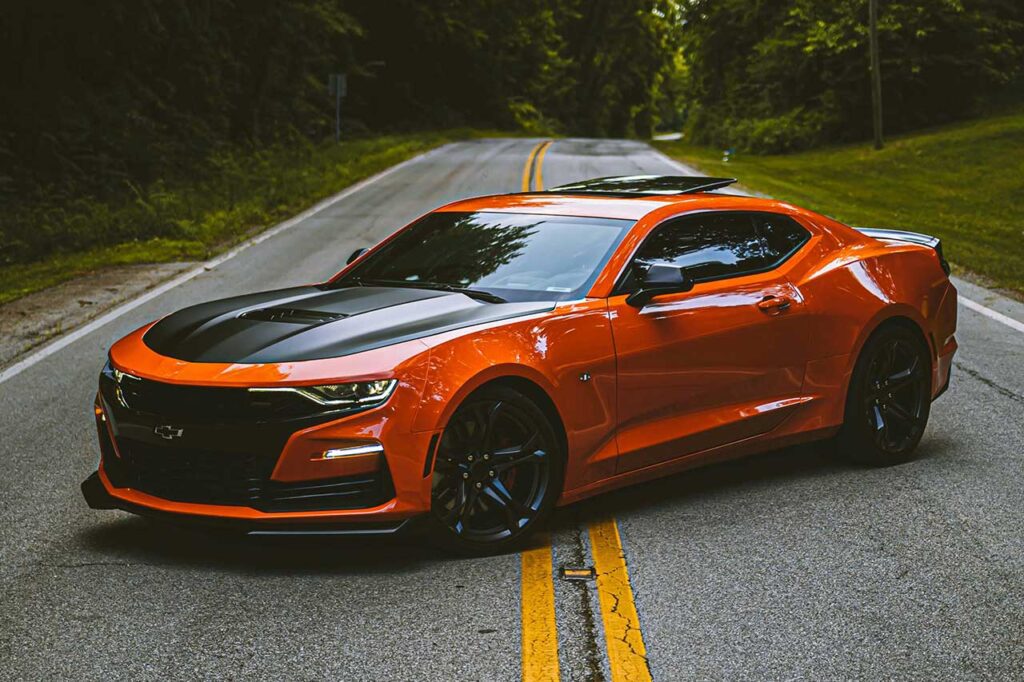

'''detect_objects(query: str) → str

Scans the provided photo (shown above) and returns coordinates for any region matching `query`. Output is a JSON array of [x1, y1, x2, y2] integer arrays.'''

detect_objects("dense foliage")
[[1, 0, 1021, 274], [0, 1, 680, 203], [0, 0, 681, 268], [1, 1, 361, 199], [679, 0, 1024, 152]]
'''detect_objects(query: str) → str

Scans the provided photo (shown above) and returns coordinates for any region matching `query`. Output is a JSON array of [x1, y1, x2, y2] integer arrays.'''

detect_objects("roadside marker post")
[[329, 73, 347, 143]]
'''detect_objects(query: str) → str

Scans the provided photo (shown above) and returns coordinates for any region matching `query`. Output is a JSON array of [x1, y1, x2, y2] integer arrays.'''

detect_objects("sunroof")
[[544, 175, 737, 196]]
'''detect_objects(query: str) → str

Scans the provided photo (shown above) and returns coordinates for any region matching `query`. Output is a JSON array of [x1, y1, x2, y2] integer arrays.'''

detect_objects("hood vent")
[[239, 307, 348, 325]]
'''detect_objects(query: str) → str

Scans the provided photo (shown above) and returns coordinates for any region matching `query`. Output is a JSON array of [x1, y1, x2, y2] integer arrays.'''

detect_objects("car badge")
[[154, 425, 184, 440]]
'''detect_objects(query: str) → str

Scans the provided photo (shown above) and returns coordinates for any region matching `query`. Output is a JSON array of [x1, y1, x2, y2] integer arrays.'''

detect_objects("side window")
[[757, 213, 809, 259], [621, 211, 809, 290]]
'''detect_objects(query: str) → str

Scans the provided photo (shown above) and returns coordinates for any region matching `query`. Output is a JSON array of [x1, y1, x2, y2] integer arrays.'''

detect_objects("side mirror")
[[625, 263, 694, 308], [347, 247, 368, 265]]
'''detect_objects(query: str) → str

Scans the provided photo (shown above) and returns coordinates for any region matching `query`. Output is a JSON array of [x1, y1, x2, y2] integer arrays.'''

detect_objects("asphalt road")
[[1, 138, 1022, 681]]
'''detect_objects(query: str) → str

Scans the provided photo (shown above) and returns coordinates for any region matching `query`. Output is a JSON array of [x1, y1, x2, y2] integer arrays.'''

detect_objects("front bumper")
[[88, 361, 441, 527]]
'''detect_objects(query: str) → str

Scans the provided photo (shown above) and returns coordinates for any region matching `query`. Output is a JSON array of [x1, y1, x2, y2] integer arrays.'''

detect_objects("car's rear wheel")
[[839, 324, 932, 465], [428, 385, 563, 555]]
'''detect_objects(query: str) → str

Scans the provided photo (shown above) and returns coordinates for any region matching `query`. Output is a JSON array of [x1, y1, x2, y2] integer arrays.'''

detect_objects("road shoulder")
[[0, 262, 193, 369]]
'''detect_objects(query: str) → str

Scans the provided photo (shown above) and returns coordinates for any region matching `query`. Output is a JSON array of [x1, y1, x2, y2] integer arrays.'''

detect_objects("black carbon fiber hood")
[[143, 285, 554, 363]]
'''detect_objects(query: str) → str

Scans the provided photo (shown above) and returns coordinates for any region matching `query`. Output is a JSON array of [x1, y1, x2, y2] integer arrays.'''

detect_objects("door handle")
[[757, 295, 791, 314]]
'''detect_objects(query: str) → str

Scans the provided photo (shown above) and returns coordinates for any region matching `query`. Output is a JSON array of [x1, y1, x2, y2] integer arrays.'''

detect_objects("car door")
[[609, 210, 813, 474]]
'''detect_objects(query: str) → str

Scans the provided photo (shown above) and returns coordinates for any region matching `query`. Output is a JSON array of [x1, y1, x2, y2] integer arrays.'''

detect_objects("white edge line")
[[0, 144, 450, 385], [959, 296, 1024, 334], [649, 147, 700, 177]]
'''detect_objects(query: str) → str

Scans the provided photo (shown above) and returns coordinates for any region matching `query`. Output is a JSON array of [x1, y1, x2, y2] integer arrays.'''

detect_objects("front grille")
[[111, 375, 316, 421], [100, 363, 385, 423]]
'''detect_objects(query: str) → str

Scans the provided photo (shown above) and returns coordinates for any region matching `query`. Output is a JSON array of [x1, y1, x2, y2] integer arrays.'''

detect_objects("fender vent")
[[239, 308, 347, 325]]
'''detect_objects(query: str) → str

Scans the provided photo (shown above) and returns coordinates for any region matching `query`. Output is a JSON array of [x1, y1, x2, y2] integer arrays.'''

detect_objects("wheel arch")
[[478, 376, 569, 464], [840, 310, 934, 414], [851, 309, 934, 371], [417, 363, 569, 457]]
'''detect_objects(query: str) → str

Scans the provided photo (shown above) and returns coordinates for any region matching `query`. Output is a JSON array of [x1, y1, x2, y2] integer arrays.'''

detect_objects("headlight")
[[101, 358, 141, 408], [248, 379, 397, 408], [102, 358, 141, 384]]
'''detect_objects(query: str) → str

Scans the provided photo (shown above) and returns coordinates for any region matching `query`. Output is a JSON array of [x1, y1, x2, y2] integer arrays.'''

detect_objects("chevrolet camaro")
[[81, 175, 958, 553]]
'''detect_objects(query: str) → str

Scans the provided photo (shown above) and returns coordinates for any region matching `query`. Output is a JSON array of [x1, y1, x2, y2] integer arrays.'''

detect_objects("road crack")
[[954, 361, 1024, 404], [568, 515, 606, 682]]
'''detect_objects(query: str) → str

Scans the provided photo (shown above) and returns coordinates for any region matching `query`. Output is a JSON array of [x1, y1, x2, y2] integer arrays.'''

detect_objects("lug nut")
[[463, 473, 470, 479], [483, 454, 490, 461], [489, 470, 495, 477], [475, 482, 482, 489], [468, 455, 474, 462]]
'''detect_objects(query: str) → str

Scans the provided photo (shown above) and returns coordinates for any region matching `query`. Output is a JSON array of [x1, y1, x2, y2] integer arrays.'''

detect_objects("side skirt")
[[556, 425, 839, 507]]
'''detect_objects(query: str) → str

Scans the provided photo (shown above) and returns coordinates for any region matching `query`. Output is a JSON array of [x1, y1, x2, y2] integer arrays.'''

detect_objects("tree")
[[678, 0, 1024, 153]]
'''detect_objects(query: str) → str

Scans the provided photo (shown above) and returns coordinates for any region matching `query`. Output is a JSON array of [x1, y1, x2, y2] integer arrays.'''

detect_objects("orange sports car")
[[82, 176, 958, 553]]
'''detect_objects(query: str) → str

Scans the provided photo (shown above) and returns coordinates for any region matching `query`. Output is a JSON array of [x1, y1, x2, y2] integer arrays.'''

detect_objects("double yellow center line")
[[521, 521, 651, 682], [521, 140, 553, 192], [517, 140, 652, 681]]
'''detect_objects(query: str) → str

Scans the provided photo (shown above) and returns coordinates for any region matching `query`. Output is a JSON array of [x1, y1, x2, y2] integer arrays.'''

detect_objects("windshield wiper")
[[345, 278, 507, 304], [422, 283, 508, 304]]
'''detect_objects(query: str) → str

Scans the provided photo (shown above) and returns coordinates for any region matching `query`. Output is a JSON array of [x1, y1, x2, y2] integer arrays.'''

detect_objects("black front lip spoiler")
[[80, 471, 415, 536]]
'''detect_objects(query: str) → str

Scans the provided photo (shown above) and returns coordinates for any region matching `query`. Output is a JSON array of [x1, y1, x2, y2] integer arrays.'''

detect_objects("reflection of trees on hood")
[[368, 214, 537, 285]]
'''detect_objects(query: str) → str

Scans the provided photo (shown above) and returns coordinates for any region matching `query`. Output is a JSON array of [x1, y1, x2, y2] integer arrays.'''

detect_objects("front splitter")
[[80, 471, 415, 536]]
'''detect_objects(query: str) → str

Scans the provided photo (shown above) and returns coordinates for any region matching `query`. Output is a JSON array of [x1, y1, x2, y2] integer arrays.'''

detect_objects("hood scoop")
[[238, 307, 348, 325]]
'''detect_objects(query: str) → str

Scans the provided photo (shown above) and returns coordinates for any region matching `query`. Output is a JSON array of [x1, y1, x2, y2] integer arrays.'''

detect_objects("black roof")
[[544, 175, 737, 197]]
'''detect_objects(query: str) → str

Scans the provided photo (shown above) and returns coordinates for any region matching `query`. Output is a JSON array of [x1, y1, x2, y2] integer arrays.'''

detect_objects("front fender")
[[412, 299, 619, 489]]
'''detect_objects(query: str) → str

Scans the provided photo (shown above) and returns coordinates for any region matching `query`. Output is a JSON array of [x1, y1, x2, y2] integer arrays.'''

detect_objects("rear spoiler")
[[855, 227, 951, 275]]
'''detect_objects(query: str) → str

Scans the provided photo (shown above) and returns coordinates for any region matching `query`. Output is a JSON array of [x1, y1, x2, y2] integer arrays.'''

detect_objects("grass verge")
[[0, 130, 491, 305], [656, 111, 1024, 295]]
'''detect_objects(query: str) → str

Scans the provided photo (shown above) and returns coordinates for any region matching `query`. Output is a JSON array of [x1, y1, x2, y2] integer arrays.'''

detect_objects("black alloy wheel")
[[429, 386, 563, 554], [840, 324, 932, 465]]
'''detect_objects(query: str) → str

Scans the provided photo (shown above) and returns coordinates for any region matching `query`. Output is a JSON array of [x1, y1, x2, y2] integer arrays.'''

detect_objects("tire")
[[838, 323, 932, 466], [426, 385, 565, 555]]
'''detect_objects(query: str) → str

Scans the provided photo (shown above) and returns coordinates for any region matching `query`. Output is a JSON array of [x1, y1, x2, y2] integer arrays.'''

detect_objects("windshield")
[[333, 211, 633, 302]]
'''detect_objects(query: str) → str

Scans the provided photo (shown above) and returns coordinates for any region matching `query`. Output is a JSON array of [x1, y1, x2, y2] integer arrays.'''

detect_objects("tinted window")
[[623, 211, 808, 288], [758, 213, 809, 257], [336, 211, 633, 302]]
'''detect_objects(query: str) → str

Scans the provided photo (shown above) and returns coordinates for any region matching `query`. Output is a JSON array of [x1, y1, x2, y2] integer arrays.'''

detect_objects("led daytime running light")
[[248, 379, 397, 407]]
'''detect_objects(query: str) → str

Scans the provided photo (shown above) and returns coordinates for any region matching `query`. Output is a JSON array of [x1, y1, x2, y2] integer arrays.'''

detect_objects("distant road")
[[1, 138, 1022, 680]]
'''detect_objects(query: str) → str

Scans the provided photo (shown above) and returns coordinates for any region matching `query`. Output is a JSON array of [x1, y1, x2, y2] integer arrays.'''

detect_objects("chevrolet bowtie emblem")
[[154, 425, 184, 440]]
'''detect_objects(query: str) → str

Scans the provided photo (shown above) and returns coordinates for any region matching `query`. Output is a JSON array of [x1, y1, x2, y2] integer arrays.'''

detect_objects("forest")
[[0, 0, 1021, 272]]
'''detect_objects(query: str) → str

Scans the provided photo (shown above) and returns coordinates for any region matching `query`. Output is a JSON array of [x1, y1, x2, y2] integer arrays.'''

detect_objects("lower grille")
[[101, 436, 392, 512], [118, 439, 273, 507]]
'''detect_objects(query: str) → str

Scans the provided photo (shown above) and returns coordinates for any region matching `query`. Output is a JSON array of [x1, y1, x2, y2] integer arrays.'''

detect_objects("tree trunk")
[[869, 0, 884, 150]]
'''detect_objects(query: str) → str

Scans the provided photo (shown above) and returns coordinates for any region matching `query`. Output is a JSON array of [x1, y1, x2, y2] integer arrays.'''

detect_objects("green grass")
[[0, 129, 494, 305], [656, 111, 1024, 294]]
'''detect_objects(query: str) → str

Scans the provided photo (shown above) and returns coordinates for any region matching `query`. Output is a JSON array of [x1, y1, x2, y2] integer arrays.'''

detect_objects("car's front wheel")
[[839, 323, 932, 465], [428, 385, 563, 555]]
